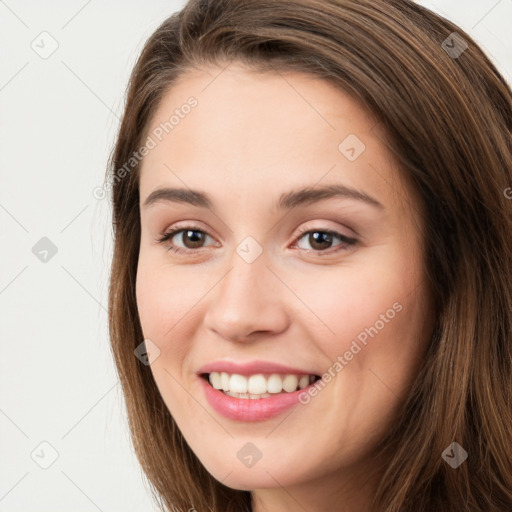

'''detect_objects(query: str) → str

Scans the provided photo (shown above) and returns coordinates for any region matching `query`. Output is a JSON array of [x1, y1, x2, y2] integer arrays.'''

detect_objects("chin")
[[200, 455, 304, 491], [217, 471, 289, 491]]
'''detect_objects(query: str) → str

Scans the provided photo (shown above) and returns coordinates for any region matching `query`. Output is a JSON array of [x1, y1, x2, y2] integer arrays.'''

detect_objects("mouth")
[[200, 371, 322, 399]]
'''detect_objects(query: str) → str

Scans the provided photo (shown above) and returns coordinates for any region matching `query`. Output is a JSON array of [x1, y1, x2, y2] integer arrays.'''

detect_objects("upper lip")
[[197, 360, 319, 377]]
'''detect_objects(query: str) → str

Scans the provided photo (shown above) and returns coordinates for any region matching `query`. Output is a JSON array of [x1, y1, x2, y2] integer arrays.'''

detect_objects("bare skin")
[[136, 62, 435, 512]]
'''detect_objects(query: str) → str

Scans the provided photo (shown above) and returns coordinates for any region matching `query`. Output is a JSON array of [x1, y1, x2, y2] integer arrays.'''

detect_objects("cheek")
[[135, 259, 203, 417], [296, 263, 430, 461], [135, 254, 204, 342], [135, 255, 209, 404], [290, 244, 430, 397], [291, 258, 418, 356]]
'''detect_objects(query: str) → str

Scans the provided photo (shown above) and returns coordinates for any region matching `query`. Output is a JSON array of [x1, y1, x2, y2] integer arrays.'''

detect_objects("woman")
[[105, 0, 512, 510]]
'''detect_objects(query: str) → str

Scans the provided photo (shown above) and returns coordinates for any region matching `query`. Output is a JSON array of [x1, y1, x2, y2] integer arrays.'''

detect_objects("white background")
[[0, 1, 511, 510]]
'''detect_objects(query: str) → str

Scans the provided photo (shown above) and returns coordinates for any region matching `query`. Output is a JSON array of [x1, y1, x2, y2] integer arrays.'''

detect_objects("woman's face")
[[136, 63, 435, 496]]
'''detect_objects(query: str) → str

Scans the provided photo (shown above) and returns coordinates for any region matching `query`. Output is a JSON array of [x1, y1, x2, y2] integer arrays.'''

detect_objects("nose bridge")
[[203, 239, 289, 341], [221, 233, 270, 297]]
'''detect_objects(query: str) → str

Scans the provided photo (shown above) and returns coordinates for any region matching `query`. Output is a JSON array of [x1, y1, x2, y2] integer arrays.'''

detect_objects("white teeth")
[[248, 374, 267, 394], [299, 375, 310, 389], [207, 371, 316, 396], [225, 391, 272, 399], [282, 375, 299, 392], [267, 374, 283, 393], [221, 372, 230, 391], [229, 374, 248, 393], [209, 371, 222, 389]]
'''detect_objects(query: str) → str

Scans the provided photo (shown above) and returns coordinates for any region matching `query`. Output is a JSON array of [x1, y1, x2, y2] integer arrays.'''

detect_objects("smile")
[[205, 371, 319, 398], [199, 372, 322, 421]]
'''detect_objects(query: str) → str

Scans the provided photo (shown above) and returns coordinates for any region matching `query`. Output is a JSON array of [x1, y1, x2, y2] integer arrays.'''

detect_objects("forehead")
[[144, 63, 379, 150], [139, 63, 417, 219]]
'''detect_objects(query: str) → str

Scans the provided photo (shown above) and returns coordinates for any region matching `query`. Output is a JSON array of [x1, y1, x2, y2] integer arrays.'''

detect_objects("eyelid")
[[292, 222, 354, 239]]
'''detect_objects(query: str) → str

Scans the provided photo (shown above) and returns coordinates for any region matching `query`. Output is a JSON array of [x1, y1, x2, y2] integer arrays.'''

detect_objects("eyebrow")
[[142, 184, 384, 210]]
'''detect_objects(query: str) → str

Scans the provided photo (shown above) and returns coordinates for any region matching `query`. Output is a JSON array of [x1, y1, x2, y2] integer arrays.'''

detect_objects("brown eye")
[[178, 229, 207, 248], [157, 227, 215, 254], [307, 231, 334, 250], [295, 229, 357, 253]]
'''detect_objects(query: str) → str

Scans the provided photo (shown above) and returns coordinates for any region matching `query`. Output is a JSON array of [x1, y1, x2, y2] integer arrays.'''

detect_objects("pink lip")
[[197, 360, 317, 377], [199, 376, 313, 421]]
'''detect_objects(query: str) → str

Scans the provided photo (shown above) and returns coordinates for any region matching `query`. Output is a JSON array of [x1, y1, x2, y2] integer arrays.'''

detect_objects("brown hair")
[[106, 1, 512, 510]]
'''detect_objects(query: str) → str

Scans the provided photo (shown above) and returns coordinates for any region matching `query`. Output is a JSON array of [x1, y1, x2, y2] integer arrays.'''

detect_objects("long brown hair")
[[106, 1, 512, 510]]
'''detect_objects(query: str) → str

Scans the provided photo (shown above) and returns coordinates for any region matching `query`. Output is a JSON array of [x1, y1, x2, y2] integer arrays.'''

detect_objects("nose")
[[202, 249, 290, 343]]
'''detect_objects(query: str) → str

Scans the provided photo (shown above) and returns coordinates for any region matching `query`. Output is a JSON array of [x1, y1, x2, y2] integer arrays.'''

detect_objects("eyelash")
[[156, 224, 358, 256]]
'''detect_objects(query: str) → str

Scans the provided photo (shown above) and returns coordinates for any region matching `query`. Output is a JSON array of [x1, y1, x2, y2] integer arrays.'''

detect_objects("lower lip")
[[199, 376, 310, 421]]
